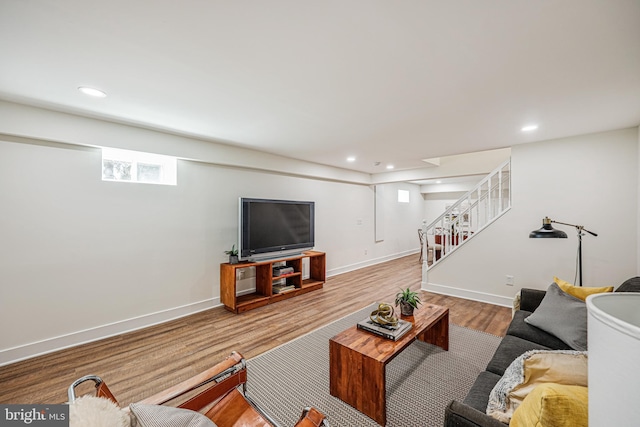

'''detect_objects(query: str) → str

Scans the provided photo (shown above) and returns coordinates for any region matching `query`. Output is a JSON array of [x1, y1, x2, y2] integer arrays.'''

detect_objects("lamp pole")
[[550, 221, 598, 287]]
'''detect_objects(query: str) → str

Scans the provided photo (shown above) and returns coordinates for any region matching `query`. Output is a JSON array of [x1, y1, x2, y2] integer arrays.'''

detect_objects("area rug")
[[246, 304, 501, 427]]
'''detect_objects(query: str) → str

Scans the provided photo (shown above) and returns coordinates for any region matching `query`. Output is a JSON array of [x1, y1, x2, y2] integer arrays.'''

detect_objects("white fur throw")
[[69, 396, 131, 427]]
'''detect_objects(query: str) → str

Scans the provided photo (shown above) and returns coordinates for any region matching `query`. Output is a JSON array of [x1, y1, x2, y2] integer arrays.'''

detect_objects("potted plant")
[[395, 287, 422, 316], [225, 244, 239, 264]]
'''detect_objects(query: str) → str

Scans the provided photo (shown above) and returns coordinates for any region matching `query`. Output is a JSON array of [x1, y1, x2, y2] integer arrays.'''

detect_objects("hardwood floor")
[[0, 254, 511, 405]]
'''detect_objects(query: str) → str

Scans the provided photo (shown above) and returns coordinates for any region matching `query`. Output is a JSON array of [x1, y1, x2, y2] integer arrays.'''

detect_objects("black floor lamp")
[[529, 217, 598, 287]]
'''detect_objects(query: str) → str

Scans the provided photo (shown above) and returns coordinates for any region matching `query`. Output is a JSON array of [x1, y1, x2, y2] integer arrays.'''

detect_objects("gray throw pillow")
[[129, 403, 217, 427], [524, 283, 587, 351]]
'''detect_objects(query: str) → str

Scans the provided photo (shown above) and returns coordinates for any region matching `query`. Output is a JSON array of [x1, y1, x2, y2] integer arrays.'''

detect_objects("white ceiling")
[[1, 1, 639, 174]]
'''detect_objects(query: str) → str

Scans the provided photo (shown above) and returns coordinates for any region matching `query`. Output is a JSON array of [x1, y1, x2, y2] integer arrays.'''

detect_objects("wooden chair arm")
[[69, 351, 329, 427], [137, 351, 245, 407]]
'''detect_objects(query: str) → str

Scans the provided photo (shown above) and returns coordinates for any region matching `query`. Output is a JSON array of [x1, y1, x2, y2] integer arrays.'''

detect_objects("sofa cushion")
[[486, 350, 588, 423], [616, 276, 640, 292], [524, 283, 588, 351], [463, 371, 503, 412], [486, 335, 551, 376], [509, 384, 588, 427], [507, 310, 572, 350], [519, 288, 547, 312], [445, 400, 507, 427]]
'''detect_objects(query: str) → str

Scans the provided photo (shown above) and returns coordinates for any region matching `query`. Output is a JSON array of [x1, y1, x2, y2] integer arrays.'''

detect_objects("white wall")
[[374, 182, 425, 260], [0, 107, 424, 365], [425, 128, 639, 306], [0, 101, 371, 185], [2, 99, 636, 363]]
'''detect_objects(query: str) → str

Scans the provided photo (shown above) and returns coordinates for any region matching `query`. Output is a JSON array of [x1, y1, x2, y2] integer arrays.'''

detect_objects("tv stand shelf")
[[220, 251, 326, 314]]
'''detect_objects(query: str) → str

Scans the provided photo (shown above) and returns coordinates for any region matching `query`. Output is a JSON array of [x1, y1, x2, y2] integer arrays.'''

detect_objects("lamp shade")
[[529, 217, 568, 238], [587, 293, 640, 425]]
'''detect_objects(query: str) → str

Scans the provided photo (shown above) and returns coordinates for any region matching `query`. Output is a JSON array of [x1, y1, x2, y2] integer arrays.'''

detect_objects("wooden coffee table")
[[329, 303, 449, 425]]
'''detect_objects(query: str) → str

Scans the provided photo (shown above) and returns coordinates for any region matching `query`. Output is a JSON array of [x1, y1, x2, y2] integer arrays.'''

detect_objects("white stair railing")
[[421, 159, 511, 270]]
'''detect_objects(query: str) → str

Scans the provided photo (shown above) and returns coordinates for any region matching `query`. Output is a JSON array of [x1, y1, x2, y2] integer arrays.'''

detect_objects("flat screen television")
[[239, 198, 315, 261]]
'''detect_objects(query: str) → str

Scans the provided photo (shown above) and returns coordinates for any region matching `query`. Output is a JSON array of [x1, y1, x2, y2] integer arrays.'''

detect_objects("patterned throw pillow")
[[129, 404, 217, 427]]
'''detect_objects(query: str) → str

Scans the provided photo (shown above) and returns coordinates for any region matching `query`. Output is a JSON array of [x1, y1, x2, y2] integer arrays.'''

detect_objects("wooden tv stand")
[[220, 251, 326, 314]]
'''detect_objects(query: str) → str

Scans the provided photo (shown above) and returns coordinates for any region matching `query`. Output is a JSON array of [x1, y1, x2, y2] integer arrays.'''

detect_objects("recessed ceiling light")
[[347, 156, 356, 162], [386, 165, 394, 170], [436, 180, 442, 184], [78, 86, 107, 97], [521, 124, 538, 132]]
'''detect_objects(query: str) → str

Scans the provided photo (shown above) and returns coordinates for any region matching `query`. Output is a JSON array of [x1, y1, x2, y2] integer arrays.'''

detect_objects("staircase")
[[421, 159, 511, 270]]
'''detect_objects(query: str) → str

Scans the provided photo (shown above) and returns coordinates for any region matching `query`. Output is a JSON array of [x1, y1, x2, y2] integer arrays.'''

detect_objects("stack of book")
[[273, 283, 296, 294], [357, 318, 412, 341]]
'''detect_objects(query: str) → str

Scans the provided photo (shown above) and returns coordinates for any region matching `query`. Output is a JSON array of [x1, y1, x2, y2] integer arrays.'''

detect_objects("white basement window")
[[102, 148, 177, 185], [397, 189, 410, 203]]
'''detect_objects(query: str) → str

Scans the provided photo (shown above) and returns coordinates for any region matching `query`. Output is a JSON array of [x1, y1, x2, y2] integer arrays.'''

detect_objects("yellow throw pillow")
[[554, 276, 613, 301], [487, 350, 587, 423], [510, 383, 588, 427]]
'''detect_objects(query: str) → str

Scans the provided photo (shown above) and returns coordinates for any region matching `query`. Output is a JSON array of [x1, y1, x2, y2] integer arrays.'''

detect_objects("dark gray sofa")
[[443, 277, 640, 427]]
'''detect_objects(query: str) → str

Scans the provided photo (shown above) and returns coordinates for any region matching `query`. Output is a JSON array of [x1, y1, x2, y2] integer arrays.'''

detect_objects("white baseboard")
[[421, 281, 513, 307], [327, 249, 419, 277], [1, 251, 421, 367], [0, 298, 220, 367]]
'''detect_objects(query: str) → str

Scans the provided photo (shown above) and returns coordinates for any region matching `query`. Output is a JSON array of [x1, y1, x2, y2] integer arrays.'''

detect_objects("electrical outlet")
[[506, 275, 514, 286], [364, 249, 368, 255]]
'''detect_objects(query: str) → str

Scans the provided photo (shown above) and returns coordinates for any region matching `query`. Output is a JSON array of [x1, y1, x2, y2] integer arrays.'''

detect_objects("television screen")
[[239, 198, 315, 260]]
